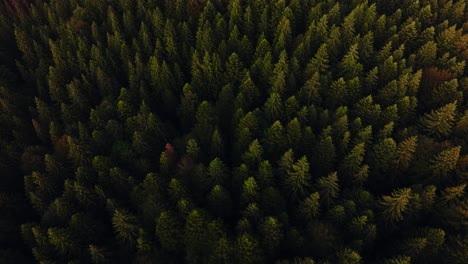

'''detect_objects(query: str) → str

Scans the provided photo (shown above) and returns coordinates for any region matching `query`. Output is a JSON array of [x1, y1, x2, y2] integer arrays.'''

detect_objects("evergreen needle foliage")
[[0, 0, 467, 263]]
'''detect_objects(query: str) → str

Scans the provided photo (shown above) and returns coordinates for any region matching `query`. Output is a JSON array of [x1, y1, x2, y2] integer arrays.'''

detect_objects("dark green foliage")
[[285, 156, 312, 200], [155, 211, 182, 252], [112, 209, 139, 247], [317, 172, 340, 207], [0, 0, 467, 263]]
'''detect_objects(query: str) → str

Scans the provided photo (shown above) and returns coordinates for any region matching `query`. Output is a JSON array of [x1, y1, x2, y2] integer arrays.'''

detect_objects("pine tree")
[[336, 248, 362, 264], [299, 192, 320, 220], [300, 71, 322, 105], [264, 93, 283, 121], [208, 158, 227, 186], [88, 244, 108, 264], [260, 216, 283, 258], [228, 0, 242, 31], [274, 17, 292, 53], [209, 236, 233, 264], [237, 111, 259, 138], [315, 133, 337, 175], [417, 41, 437, 68], [226, 52, 244, 84], [242, 177, 258, 204], [210, 129, 224, 158], [243, 5, 254, 38], [348, 215, 377, 247], [353, 96, 381, 126], [236, 233, 262, 264], [364, 66, 379, 94], [316, 171, 340, 208], [430, 80, 463, 109], [420, 185, 437, 211], [257, 160, 273, 188], [184, 209, 209, 263], [285, 96, 300, 121], [264, 120, 286, 158], [278, 149, 295, 174], [421, 101, 457, 138], [441, 184, 466, 202], [155, 211, 182, 252], [207, 185, 232, 218], [341, 143, 365, 178], [380, 188, 412, 223], [285, 156, 311, 200], [377, 121, 395, 139], [270, 50, 289, 95], [186, 138, 200, 161], [193, 101, 216, 148], [305, 43, 329, 76], [168, 178, 187, 202], [112, 209, 139, 247], [286, 118, 302, 147], [47, 227, 76, 256], [396, 136, 418, 169], [430, 146, 461, 178], [239, 72, 260, 108], [371, 138, 398, 172], [340, 43, 363, 80], [242, 139, 263, 168]]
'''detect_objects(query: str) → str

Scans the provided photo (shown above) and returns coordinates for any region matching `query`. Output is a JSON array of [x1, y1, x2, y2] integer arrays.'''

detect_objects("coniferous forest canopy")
[[0, 0, 467, 263]]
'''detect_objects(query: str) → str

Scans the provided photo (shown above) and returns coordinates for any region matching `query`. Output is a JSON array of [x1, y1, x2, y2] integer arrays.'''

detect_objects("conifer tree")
[[300, 71, 322, 105], [396, 136, 418, 169], [299, 192, 320, 221], [316, 171, 340, 207], [371, 138, 398, 172], [270, 50, 289, 95], [277, 148, 294, 174], [236, 233, 262, 264], [260, 216, 283, 258], [47, 227, 76, 256], [88, 244, 108, 264], [112, 209, 139, 247], [242, 177, 258, 204], [336, 248, 362, 264], [315, 133, 337, 175], [305, 43, 329, 76], [264, 120, 286, 158], [155, 211, 182, 252], [208, 184, 232, 218], [208, 157, 227, 186], [380, 188, 412, 223], [226, 52, 244, 84], [430, 146, 461, 178], [210, 129, 224, 158], [239, 72, 260, 108], [264, 93, 284, 122], [184, 209, 209, 263], [421, 101, 458, 138], [193, 101, 216, 148], [340, 43, 363, 80], [341, 143, 366, 178], [242, 139, 263, 168], [2, 0, 468, 262], [287, 118, 302, 147], [285, 156, 311, 200]]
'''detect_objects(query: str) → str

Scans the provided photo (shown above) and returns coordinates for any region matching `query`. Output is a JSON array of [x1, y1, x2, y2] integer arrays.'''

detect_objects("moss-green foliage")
[[0, 0, 467, 263]]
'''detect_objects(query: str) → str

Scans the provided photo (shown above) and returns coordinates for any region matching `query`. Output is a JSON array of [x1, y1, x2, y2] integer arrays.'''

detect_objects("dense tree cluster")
[[0, 0, 467, 263]]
